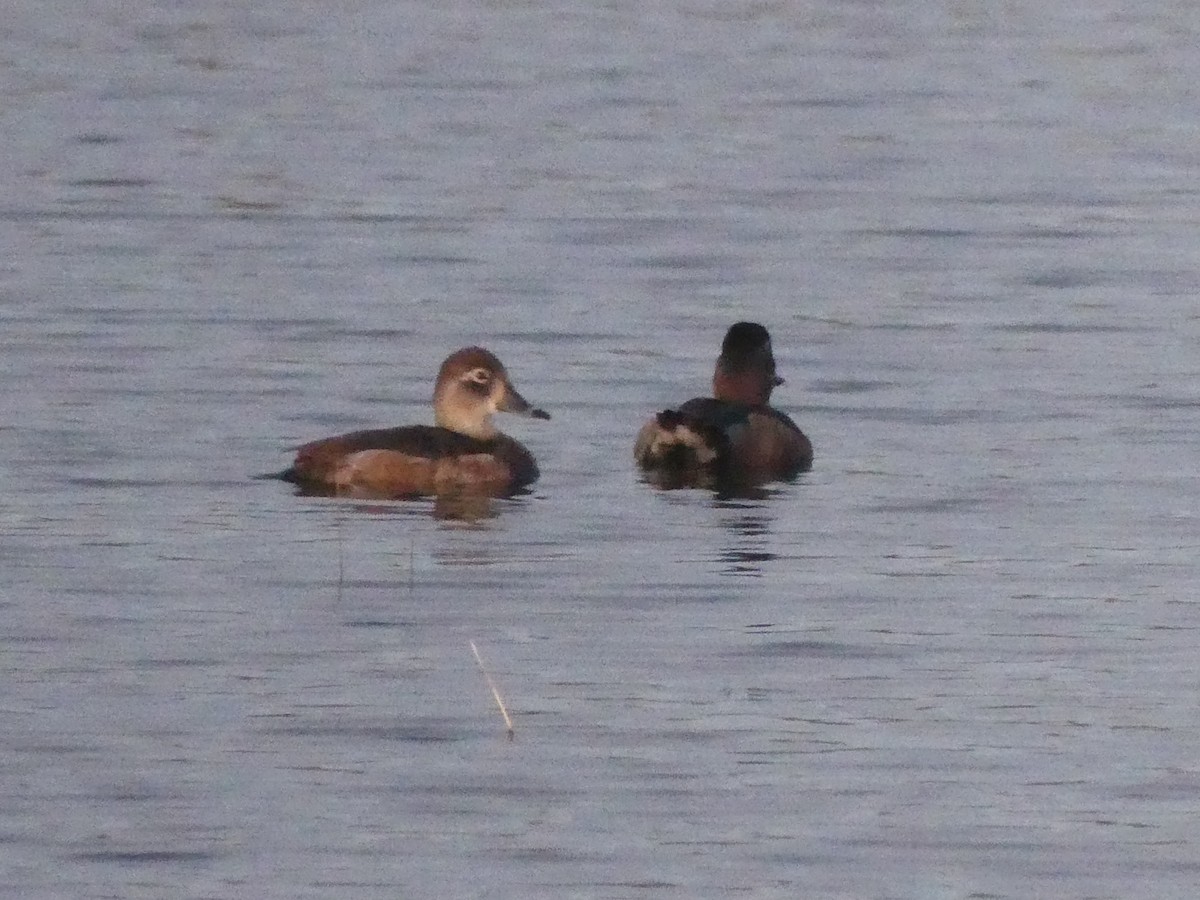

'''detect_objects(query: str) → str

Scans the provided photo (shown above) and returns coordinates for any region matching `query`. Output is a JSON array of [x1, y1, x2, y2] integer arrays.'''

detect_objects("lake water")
[[3, 1, 1200, 897]]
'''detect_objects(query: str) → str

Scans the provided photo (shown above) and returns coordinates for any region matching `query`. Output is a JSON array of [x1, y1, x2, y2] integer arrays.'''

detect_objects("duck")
[[634, 322, 812, 487], [276, 346, 549, 498]]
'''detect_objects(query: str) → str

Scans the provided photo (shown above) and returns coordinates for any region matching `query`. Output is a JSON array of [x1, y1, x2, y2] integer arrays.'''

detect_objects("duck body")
[[276, 347, 548, 499], [635, 397, 812, 487], [634, 322, 813, 488], [281, 425, 540, 497]]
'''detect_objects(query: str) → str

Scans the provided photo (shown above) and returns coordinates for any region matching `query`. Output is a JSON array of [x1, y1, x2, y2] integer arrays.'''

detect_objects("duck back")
[[635, 398, 812, 487]]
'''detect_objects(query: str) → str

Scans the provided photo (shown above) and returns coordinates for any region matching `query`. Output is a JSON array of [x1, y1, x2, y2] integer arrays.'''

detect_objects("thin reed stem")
[[470, 641, 514, 740]]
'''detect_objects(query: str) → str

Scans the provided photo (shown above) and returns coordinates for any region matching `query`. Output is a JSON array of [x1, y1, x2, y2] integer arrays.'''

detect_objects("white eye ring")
[[464, 367, 492, 385]]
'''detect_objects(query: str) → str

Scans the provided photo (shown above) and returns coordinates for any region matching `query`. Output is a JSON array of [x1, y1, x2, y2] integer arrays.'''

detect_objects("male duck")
[[278, 347, 549, 498], [634, 322, 813, 487]]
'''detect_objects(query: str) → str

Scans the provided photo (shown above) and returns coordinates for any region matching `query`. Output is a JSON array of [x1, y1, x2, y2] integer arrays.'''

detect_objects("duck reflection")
[[305, 490, 507, 524], [350, 490, 506, 523], [712, 492, 782, 577]]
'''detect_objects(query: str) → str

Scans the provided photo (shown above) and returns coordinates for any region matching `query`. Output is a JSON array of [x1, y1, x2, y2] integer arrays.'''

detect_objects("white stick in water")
[[470, 641, 514, 740]]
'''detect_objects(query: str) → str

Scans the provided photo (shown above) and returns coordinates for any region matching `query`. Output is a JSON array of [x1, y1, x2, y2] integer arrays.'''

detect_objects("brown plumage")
[[634, 322, 813, 488], [276, 347, 548, 499]]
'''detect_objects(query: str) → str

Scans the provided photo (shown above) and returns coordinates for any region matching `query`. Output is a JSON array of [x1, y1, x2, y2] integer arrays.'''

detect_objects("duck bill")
[[499, 384, 551, 420]]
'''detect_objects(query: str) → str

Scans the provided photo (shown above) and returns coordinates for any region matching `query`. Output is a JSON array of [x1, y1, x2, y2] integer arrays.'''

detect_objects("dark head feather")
[[720, 322, 772, 363]]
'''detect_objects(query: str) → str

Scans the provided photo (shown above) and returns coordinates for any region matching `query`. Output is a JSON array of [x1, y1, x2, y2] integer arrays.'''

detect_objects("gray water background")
[[3, 1, 1200, 897]]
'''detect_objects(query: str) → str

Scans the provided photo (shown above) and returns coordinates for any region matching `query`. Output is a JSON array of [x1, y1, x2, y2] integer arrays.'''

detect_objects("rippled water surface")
[[4, 1, 1200, 897]]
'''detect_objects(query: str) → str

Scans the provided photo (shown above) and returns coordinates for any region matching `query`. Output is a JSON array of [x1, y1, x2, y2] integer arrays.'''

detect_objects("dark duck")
[[634, 322, 812, 488]]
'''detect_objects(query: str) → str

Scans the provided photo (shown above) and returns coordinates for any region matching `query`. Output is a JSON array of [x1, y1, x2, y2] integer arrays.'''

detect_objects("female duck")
[[278, 347, 549, 498], [634, 322, 812, 487]]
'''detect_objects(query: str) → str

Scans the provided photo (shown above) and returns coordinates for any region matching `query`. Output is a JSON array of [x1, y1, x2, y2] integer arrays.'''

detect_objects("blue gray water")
[[3, 1, 1200, 897]]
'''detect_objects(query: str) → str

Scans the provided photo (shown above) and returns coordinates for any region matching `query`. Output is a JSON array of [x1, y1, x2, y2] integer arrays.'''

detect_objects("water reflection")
[[282, 483, 512, 523], [636, 469, 788, 497], [713, 495, 779, 577], [637, 473, 796, 576], [344, 491, 505, 524]]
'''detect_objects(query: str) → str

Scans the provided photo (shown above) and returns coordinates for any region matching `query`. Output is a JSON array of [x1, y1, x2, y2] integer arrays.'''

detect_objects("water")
[[3, 1, 1200, 897]]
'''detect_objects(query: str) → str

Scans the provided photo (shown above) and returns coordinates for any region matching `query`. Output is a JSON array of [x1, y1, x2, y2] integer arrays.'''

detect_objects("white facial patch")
[[464, 367, 492, 386]]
